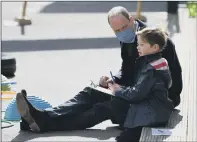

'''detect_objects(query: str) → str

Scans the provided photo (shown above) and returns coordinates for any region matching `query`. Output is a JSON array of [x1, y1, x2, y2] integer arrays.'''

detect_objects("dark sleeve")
[[113, 63, 124, 85], [113, 42, 138, 85], [114, 70, 156, 102], [113, 42, 125, 85], [162, 38, 183, 100]]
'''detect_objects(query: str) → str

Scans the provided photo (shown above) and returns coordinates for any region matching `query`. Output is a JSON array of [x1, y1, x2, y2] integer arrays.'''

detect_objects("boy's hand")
[[106, 78, 114, 85], [108, 83, 121, 94]]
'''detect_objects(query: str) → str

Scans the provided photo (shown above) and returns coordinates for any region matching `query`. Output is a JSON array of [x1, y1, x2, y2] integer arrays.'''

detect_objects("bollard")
[[133, 1, 147, 22], [14, 1, 32, 35]]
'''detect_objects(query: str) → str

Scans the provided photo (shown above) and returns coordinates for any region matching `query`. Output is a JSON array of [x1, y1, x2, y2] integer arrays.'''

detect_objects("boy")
[[16, 28, 174, 142], [111, 27, 174, 142]]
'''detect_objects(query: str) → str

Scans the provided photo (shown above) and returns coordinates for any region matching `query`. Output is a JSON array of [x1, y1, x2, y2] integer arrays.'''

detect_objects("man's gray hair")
[[107, 6, 130, 24]]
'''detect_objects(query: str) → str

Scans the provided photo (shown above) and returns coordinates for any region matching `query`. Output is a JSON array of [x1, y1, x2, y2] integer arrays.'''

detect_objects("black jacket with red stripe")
[[114, 19, 183, 107], [115, 53, 174, 128]]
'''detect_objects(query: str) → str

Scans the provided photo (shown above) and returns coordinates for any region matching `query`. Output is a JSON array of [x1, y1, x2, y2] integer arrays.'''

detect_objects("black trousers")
[[41, 86, 142, 141], [116, 127, 143, 142], [43, 87, 128, 130]]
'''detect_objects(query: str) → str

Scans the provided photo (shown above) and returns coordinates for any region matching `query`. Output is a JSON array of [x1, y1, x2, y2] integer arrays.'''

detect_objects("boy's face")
[[137, 35, 160, 57]]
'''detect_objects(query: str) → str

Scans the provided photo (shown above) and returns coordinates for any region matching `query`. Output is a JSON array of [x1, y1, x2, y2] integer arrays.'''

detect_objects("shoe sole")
[[16, 93, 40, 132]]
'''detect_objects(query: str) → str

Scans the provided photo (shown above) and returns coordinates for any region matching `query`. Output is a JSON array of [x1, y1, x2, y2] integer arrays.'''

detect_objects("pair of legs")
[[17, 87, 142, 142], [167, 13, 180, 37]]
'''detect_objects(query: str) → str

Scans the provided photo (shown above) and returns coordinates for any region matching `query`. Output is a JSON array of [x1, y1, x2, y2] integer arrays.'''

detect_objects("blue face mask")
[[115, 28, 136, 43]]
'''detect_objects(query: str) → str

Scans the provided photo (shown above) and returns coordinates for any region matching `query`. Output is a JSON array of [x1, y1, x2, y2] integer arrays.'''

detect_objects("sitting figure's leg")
[[115, 127, 143, 142], [17, 87, 112, 132], [71, 97, 142, 142], [63, 97, 130, 131]]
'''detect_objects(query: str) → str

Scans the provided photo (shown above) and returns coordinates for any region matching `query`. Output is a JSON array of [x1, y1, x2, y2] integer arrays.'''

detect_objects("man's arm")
[[113, 65, 123, 85], [113, 42, 138, 85], [114, 70, 156, 103], [162, 38, 183, 104], [113, 42, 125, 85]]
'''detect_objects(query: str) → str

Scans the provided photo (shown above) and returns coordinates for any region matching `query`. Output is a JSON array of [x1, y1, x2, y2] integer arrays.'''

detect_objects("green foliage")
[[187, 1, 197, 18]]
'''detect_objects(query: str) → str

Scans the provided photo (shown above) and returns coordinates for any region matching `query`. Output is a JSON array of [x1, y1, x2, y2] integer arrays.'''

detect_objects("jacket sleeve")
[[115, 70, 156, 102]]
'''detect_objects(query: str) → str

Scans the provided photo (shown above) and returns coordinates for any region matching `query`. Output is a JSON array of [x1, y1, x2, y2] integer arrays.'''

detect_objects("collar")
[[136, 52, 162, 64], [135, 21, 140, 32], [135, 19, 147, 30]]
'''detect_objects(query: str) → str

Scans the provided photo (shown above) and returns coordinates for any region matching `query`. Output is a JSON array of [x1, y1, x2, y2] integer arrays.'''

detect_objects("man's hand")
[[99, 76, 110, 88], [108, 83, 121, 94]]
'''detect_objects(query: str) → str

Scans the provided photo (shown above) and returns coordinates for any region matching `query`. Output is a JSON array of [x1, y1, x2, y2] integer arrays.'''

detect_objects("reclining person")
[[16, 27, 174, 142]]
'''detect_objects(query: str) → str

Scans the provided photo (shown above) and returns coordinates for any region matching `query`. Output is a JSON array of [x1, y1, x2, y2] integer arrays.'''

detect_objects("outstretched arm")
[[114, 70, 156, 102]]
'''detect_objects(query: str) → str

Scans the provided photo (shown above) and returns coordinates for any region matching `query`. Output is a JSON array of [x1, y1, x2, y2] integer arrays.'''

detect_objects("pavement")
[[1, 2, 196, 142]]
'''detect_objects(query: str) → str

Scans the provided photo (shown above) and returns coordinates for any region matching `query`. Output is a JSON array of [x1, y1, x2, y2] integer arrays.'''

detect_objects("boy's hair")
[[136, 28, 167, 50]]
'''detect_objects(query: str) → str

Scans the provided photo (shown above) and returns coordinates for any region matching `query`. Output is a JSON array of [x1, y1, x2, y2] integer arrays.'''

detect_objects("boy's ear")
[[153, 44, 160, 51]]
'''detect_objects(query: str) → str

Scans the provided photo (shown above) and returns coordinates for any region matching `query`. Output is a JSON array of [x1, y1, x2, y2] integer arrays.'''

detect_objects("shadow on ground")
[[2, 37, 120, 52], [39, 1, 167, 13], [146, 109, 183, 141], [11, 126, 121, 142]]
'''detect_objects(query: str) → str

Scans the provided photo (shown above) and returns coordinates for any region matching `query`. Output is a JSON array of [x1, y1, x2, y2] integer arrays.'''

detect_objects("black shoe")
[[115, 127, 142, 142], [19, 90, 30, 131], [16, 92, 46, 132], [20, 117, 31, 131], [21, 89, 27, 97]]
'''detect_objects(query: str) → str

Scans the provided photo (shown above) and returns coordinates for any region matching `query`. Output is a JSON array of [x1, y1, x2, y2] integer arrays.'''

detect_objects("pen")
[[110, 71, 115, 82]]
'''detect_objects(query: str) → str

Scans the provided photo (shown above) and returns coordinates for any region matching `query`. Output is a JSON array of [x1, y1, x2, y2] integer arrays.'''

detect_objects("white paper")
[[152, 128, 172, 136], [151, 128, 184, 136], [89, 86, 114, 96]]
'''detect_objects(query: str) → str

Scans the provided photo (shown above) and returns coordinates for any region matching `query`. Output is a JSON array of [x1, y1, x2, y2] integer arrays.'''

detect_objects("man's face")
[[137, 36, 159, 57], [109, 14, 135, 34]]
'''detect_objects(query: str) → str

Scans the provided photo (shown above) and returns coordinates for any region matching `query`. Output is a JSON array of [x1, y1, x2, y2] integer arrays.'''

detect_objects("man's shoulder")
[[136, 19, 147, 30], [162, 36, 176, 52]]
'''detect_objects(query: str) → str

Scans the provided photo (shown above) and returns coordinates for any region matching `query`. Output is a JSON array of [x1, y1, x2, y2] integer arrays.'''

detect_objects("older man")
[[17, 6, 182, 142]]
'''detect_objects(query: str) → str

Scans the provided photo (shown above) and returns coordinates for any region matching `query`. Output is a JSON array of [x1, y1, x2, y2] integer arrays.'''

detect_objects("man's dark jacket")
[[114, 20, 183, 107], [115, 53, 174, 128]]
